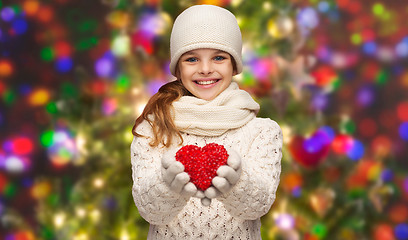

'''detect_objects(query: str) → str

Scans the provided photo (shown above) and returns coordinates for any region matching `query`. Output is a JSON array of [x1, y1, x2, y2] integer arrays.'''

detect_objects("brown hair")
[[132, 79, 192, 148]]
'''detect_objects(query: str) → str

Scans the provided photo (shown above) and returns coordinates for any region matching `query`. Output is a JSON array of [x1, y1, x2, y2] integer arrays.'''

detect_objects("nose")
[[198, 60, 214, 75]]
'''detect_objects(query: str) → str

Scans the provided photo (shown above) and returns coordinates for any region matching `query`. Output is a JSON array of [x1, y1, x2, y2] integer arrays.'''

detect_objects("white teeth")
[[196, 80, 218, 85]]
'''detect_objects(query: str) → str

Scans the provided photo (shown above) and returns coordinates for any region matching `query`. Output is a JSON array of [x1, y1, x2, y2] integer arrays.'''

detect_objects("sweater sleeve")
[[217, 118, 282, 220], [130, 121, 189, 225]]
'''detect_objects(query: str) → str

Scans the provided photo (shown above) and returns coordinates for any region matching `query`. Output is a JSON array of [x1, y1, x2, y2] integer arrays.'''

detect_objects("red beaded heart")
[[175, 143, 229, 191]]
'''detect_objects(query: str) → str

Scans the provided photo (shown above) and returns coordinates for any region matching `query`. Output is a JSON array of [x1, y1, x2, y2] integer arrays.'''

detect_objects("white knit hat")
[[169, 5, 243, 76]]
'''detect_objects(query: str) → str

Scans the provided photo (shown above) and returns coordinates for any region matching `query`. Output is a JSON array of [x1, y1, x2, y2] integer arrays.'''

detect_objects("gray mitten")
[[161, 148, 198, 197], [204, 148, 242, 199]]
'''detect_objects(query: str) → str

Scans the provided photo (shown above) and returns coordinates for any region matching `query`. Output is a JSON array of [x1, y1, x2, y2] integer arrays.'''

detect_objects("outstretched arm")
[[130, 123, 191, 225], [216, 119, 282, 220]]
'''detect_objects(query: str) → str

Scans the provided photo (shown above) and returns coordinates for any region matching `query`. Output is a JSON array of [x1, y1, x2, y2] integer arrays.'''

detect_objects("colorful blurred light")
[[311, 92, 329, 111], [303, 129, 331, 153], [317, 1, 330, 13], [5, 231, 36, 240], [371, 135, 392, 156], [31, 180, 52, 200], [40, 130, 54, 147], [147, 79, 165, 96], [372, 3, 385, 16], [347, 139, 365, 161], [55, 57, 73, 73], [5, 155, 30, 173], [131, 30, 154, 55], [11, 136, 34, 155], [356, 85, 375, 107], [311, 65, 337, 87], [40, 46, 55, 62], [297, 7, 319, 31], [0, 173, 8, 192], [275, 213, 295, 230], [318, 126, 335, 141], [396, 41, 408, 58], [19, 84, 32, 96], [332, 134, 353, 154], [397, 102, 408, 121], [55, 41, 72, 57], [37, 5, 54, 23], [102, 98, 117, 115], [1, 7, 15, 22], [394, 223, 408, 240], [28, 88, 50, 106], [23, 0, 40, 16], [12, 18, 28, 35], [399, 122, 408, 141], [311, 223, 328, 239], [389, 204, 408, 223], [267, 15, 294, 39], [381, 169, 394, 182], [340, 118, 356, 134], [250, 58, 277, 81], [373, 223, 395, 240], [0, 59, 14, 77], [115, 75, 131, 92], [138, 12, 171, 36], [106, 10, 130, 28], [46, 130, 78, 167], [363, 41, 378, 55], [111, 34, 131, 57], [95, 53, 115, 77], [282, 172, 303, 193]]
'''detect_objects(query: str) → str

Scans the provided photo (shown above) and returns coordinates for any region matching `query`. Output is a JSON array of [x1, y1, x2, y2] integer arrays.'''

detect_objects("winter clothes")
[[131, 82, 282, 239]]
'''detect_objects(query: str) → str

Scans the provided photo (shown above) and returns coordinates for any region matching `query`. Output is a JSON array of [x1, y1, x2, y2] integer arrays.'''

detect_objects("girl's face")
[[176, 48, 236, 101]]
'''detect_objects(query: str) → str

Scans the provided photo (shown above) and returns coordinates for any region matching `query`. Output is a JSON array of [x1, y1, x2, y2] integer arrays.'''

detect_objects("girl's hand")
[[161, 149, 198, 197], [204, 148, 242, 199]]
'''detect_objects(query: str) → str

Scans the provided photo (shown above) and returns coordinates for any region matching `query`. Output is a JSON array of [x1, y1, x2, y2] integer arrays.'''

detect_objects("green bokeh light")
[[41, 47, 55, 62], [4, 183, 17, 198], [372, 3, 384, 16], [47, 193, 60, 207], [46, 102, 58, 114], [331, 77, 341, 91], [351, 33, 362, 45], [116, 75, 131, 92], [76, 37, 99, 51], [40, 130, 55, 147], [312, 223, 328, 238], [341, 119, 356, 134], [61, 82, 79, 98], [78, 19, 98, 33], [3, 90, 16, 105], [11, 4, 22, 14], [242, 72, 256, 86], [375, 70, 388, 85]]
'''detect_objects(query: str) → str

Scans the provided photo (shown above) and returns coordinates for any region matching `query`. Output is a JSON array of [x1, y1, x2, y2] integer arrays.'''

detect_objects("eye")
[[185, 57, 198, 62], [214, 56, 226, 61]]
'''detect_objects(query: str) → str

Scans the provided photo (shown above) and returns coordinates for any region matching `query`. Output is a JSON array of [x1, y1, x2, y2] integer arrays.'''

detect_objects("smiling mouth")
[[194, 79, 220, 85]]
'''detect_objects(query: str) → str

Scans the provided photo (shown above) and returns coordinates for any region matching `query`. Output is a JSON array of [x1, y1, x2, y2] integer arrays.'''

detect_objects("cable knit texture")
[[172, 82, 260, 136], [131, 86, 282, 239]]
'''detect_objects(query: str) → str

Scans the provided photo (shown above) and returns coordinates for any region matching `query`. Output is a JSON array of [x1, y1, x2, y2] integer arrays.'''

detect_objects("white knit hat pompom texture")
[[169, 5, 243, 77]]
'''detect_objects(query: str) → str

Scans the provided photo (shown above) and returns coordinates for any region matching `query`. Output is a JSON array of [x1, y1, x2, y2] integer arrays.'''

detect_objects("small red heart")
[[175, 143, 229, 191]]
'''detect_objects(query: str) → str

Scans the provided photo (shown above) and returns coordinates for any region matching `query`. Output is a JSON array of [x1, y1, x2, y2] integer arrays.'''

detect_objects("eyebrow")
[[182, 50, 228, 56]]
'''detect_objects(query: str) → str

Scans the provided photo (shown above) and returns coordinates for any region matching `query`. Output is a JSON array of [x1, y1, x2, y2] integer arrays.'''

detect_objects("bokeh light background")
[[0, 0, 408, 239]]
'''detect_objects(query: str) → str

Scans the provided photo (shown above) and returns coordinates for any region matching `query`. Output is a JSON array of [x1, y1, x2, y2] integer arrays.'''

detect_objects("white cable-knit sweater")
[[131, 116, 282, 239]]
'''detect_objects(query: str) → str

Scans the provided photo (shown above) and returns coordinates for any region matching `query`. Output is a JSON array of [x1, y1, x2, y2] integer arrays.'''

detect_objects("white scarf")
[[172, 82, 260, 136]]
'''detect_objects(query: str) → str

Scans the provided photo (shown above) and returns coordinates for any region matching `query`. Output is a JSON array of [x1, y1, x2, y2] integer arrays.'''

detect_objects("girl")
[[131, 4, 282, 239]]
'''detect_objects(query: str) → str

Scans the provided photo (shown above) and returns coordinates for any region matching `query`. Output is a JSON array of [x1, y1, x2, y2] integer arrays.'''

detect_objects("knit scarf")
[[172, 82, 260, 136]]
